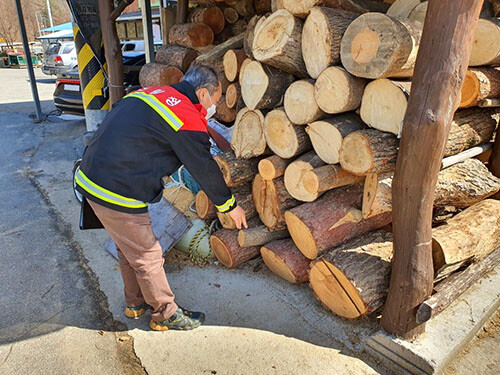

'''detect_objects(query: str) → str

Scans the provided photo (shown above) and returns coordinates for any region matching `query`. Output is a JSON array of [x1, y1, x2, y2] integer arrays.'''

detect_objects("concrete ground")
[[0, 67, 498, 375]]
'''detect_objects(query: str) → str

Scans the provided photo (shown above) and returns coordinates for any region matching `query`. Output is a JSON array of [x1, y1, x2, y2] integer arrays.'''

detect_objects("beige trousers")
[[88, 200, 178, 321]]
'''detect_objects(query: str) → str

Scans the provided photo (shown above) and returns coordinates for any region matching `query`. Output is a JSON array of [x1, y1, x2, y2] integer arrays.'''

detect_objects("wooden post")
[[380, 0, 484, 339], [98, 0, 133, 106], [176, 0, 189, 24]]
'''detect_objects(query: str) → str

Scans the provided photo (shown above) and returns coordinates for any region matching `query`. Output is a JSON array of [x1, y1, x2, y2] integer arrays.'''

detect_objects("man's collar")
[[171, 81, 199, 105]]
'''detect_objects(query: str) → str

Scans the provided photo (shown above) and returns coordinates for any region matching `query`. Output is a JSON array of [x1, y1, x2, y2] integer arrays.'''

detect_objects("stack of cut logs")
[[145, 0, 500, 320]]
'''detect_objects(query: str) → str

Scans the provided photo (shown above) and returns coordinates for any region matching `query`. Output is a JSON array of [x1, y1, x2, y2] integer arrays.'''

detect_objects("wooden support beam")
[[176, 0, 189, 24], [417, 248, 500, 324], [380, 0, 485, 340]]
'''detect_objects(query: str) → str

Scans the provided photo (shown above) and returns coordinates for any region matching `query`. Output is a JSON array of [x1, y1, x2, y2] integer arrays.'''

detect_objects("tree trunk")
[[231, 107, 268, 158], [223, 49, 247, 82], [381, 0, 484, 339], [340, 13, 423, 79], [214, 150, 261, 187], [238, 225, 289, 247], [283, 151, 325, 202], [309, 230, 393, 318], [214, 95, 237, 123], [188, 6, 226, 35], [339, 129, 399, 176], [284, 79, 326, 125], [285, 184, 391, 259], [229, 0, 255, 17], [261, 239, 311, 283], [417, 248, 500, 324], [195, 190, 218, 220], [360, 79, 411, 135], [210, 229, 261, 268], [139, 63, 184, 87], [155, 45, 199, 72], [240, 60, 295, 110], [460, 67, 500, 108], [386, 0, 421, 18], [303, 164, 364, 197], [216, 187, 258, 229], [432, 199, 500, 275], [408, 2, 427, 23], [302, 7, 359, 79], [283, 0, 389, 17], [243, 15, 263, 58], [469, 18, 500, 66], [252, 10, 308, 77], [315, 67, 367, 114], [341, 109, 500, 175], [252, 174, 300, 230], [258, 155, 292, 180], [231, 19, 248, 36], [362, 158, 500, 219], [306, 113, 365, 164], [168, 23, 215, 48], [225, 83, 242, 109], [223, 6, 239, 24], [263, 108, 312, 159]]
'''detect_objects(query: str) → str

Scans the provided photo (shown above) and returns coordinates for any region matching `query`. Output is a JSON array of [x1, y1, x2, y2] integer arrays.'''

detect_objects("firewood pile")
[[144, 0, 500, 321]]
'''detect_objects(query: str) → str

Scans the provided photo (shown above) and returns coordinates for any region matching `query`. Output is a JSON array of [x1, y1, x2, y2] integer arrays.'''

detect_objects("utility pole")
[[46, 0, 54, 28]]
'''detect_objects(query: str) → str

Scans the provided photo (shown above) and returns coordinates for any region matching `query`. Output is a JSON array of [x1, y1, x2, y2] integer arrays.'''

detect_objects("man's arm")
[[170, 129, 247, 228]]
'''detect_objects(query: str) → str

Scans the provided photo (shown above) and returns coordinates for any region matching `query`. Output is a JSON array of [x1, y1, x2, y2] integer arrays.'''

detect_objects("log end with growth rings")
[[339, 132, 375, 176]]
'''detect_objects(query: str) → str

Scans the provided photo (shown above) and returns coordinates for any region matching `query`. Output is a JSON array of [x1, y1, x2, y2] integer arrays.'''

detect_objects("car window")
[[124, 43, 135, 51], [46, 43, 60, 54], [62, 45, 74, 54]]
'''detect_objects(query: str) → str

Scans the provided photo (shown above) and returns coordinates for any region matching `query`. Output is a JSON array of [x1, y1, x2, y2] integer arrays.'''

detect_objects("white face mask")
[[205, 95, 217, 120]]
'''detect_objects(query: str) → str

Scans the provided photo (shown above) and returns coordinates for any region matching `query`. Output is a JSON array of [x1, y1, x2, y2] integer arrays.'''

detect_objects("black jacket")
[[76, 81, 235, 214]]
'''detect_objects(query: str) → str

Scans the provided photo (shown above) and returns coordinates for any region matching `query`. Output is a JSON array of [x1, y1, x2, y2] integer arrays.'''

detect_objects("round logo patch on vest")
[[166, 97, 181, 106]]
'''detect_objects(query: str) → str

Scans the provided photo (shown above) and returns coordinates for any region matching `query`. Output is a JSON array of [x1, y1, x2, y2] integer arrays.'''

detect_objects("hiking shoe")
[[124, 303, 150, 319], [149, 306, 205, 331]]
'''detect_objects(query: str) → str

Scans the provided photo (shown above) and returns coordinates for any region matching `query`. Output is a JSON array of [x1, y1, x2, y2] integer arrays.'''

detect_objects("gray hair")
[[182, 65, 219, 94]]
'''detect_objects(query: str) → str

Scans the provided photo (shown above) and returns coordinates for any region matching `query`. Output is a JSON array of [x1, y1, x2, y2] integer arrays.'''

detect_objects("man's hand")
[[228, 206, 247, 229]]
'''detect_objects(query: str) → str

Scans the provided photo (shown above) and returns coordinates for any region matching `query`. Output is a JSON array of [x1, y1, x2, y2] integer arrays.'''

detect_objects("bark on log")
[[362, 159, 500, 219], [231, 107, 267, 158], [155, 45, 199, 72], [238, 225, 289, 247], [460, 68, 500, 108], [284, 79, 326, 125], [214, 150, 261, 187], [188, 6, 226, 35], [417, 248, 500, 324], [341, 108, 500, 175], [243, 15, 263, 59], [253, 174, 300, 230], [258, 155, 292, 180], [263, 108, 312, 159], [302, 7, 359, 79], [359, 79, 411, 135], [340, 13, 422, 79], [252, 10, 308, 77], [469, 18, 500, 67], [303, 164, 365, 197], [253, 0, 272, 14], [339, 129, 399, 176], [229, 0, 255, 17], [210, 229, 261, 268], [261, 239, 311, 283], [314, 67, 367, 114], [381, 0, 484, 339], [285, 184, 392, 259], [215, 95, 237, 123], [139, 63, 184, 87], [310, 230, 393, 318], [283, 0, 389, 18], [240, 60, 295, 110], [284, 151, 325, 202], [231, 19, 248, 35], [386, 0, 420, 18], [195, 190, 218, 220], [223, 49, 247, 82], [306, 113, 365, 164], [432, 199, 500, 275], [216, 186, 258, 229], [168, 23, 215, 48]]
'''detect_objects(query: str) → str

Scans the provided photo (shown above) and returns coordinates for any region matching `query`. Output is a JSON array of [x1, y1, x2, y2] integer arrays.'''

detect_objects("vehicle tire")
[[73, 159, 83, 204]]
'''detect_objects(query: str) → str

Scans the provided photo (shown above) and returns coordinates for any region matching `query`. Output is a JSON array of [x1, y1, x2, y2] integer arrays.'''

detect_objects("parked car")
[[42, 41, 77, 76], [53, 51, 146, 116]]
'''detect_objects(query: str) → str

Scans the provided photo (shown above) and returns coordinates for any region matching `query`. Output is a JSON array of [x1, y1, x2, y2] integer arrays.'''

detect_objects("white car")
[[42, 41, 78, 76]]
